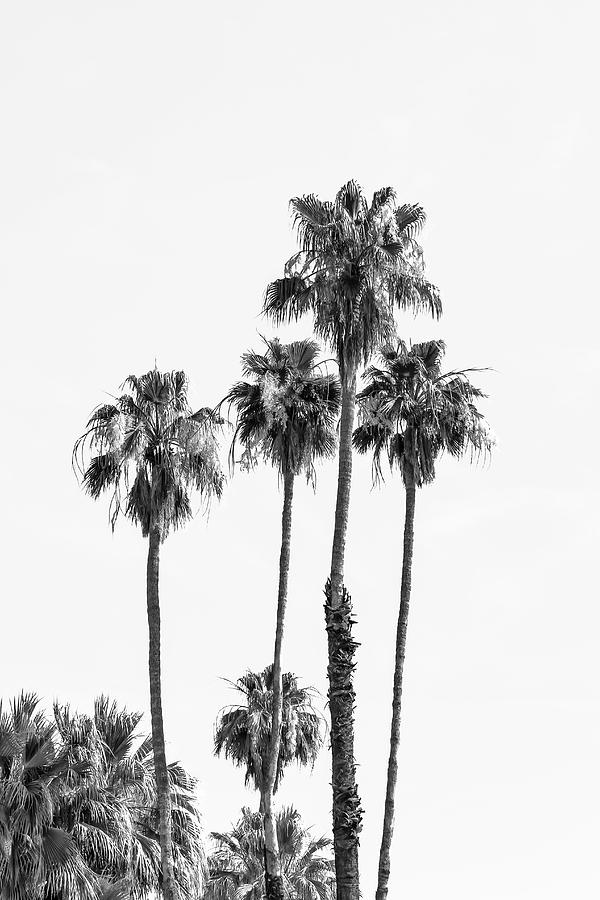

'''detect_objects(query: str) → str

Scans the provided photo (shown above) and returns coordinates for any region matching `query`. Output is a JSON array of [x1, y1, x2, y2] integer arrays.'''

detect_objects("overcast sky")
[[1, 2, 599, 898]]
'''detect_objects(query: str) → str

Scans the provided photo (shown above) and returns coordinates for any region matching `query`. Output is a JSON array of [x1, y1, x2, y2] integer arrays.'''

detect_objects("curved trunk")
[[327, 373, 362, 900], [375, 478, 416, 900], [147, 525, 176, 900], [263, 471, 295, 900]]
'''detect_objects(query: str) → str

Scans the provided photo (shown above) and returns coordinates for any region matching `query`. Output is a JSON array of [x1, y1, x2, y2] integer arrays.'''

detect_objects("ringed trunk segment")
[[324, 579, 363, 900], [375, 479, 417, 900], [146, 526, 177, 900], [263, 471, 295, 899]]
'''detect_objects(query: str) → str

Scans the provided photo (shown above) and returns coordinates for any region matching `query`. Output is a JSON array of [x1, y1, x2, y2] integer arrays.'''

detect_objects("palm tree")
[[353, 340, 493, 900], [54, 696, 206, 899], [214, 667, 323, 815], [205, 806, 335, 900], [263, 181, 441, 900], [0, 693, 206, 900], [0, 693, 97, 900], [222, 338, 340, 900], [74, 368, 224, 900]]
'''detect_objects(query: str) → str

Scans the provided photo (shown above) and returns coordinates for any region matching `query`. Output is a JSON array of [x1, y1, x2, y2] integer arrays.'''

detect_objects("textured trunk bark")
[[147, 526, 176, 900], [327, 373, 362, 900], [375, 478, 416, 900], [263, 471, 294, 900]]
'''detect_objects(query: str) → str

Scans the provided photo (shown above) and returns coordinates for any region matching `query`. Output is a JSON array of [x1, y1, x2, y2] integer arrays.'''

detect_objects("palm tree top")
[[214, 666, 324, 794], [353, 340, 493, 487], [73, 366, 225, 539], [222, 336, 341, 480], [207, 805, 335, 900], [263, 181, 442, 379]]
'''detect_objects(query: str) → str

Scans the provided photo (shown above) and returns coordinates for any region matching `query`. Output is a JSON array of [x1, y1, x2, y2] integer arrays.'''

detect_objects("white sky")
[[1, 2, 599, 898]]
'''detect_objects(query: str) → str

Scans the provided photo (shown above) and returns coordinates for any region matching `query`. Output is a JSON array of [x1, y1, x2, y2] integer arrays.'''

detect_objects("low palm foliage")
[[205, 806, 335, 900], [0, 693, 205, 900]]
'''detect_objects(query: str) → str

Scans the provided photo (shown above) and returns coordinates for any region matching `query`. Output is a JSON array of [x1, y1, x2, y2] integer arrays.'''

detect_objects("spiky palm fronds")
[[214, 668, 324, 794], [206, 806, 335, 900], [0, 694, 206, 900], [353, 340, 493, 486], [222, 337, 341, 480], [0, 693, 99, 900], [73, 368, 224, 538], [263, 182, 441, 380]]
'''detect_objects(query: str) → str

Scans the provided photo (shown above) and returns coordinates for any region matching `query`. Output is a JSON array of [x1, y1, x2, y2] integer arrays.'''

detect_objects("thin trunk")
[[263, 471, 295, 900], [327, 373, 362, 900], [147, 525, 177, 900], [375, 478, 416, 900]]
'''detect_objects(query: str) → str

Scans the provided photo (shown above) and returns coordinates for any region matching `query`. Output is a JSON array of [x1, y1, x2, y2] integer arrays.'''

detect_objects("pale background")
[[1, 2, 599, 898]]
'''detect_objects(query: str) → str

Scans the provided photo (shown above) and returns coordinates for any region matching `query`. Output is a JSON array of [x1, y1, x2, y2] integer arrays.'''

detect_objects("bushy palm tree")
[[0, 694, 205, 900], [0, 693, 96, 900], [74, 368, 224, 900], [264, 181, 441, 900], [353, 340, 493, 900], [54, 696, 206, 899], [214, 667, 323, 810], [222, 338, 340, 900], [205, 806, 335, 900]]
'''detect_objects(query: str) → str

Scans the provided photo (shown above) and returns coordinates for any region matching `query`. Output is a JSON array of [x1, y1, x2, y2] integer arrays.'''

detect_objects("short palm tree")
[[353, 340, 493, 900], [0, 692, 206, 900], [205, 806, 335, 900], [54, 696, 206, 899], [222, 338, 340, 900], [0, 693, 96, 900], [214, 667, 323, 812], [74, 368, 224, 900], [264, 181, 441, 900]]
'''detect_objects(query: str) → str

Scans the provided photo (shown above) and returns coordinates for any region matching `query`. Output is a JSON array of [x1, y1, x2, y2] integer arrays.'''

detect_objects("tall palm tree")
[[222, 338, 340, 900], [263, 181, 441, 900], [205, 806, 335, 900], [214, 667, 323, 815], [353, 340, 493, 900], [74, 369, 224, 900]]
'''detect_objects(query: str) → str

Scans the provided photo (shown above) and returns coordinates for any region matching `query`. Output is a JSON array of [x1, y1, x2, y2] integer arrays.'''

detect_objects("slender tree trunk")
[[263, 471, 295, 900], [327, 372, 362, 900], [147, 525, 177, 900], [375, 478, 416, 900]]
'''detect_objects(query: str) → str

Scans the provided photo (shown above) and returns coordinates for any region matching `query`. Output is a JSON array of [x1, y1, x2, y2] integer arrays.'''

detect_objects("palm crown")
[[263, 181, 442, 379], [74, 368, 224, 538], [223, 337, 341, 480], [206, 806, 335, 900], [353, 340, 493, 486], [214, 667, 323, 794]]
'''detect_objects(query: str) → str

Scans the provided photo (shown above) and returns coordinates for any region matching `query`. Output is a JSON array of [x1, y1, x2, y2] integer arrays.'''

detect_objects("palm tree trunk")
[[375, 478, 416, 900], [326, 372, 362, 900], [147, 525, 177, 900], [263, 471, 295, 900]]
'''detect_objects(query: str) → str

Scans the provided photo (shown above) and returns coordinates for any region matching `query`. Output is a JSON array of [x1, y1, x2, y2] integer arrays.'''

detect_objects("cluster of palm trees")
[[65, 180, 492, 900], [0, 693, 203, 899]]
